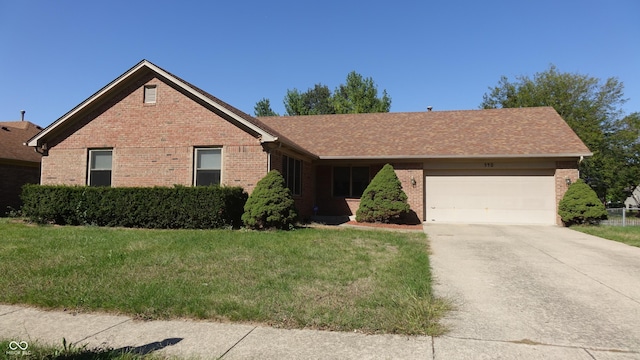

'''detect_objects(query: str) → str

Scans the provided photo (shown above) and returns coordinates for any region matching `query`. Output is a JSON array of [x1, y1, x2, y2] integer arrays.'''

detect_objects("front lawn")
[[0, 219, 447, 335], [571, 225, 640, 247]]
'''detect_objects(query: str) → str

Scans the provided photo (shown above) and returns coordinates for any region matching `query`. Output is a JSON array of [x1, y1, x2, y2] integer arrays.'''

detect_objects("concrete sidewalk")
[[0, 305, 432, 359], [3, 303, 636, 359]]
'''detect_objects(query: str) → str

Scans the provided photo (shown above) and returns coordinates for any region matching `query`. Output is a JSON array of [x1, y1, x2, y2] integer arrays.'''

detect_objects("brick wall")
[[314, 162, 423, 221], [555, 161, 580, 226], [389, 163, 423, 222], [41, 74, 268, 193], [0, 163, 40, 215]]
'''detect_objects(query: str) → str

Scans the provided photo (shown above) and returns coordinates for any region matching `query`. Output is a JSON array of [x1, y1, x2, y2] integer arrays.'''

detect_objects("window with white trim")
[[144, 85, 157, 104], [195, 148, 221, 186], [282, 155, 302, 196], [88, 149, 113, 187], [333, 166, 369, 197]]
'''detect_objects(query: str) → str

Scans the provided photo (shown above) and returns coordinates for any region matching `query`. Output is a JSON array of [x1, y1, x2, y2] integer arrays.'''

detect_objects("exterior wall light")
[[411, 176, 417, 187], [565, 177, 572, 186]]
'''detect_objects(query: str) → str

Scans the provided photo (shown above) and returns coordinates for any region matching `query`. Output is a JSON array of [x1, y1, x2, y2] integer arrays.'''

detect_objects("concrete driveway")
[[425, 224, 640, 359]]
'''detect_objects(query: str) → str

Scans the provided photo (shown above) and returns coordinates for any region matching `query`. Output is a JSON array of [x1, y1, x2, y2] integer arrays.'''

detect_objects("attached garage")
[[425, 169, 557, 225]]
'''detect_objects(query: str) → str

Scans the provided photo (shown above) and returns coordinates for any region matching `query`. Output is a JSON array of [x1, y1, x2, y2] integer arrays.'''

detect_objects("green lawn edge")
[[0, 219, 449, 336], [570, 225, 640, 247]]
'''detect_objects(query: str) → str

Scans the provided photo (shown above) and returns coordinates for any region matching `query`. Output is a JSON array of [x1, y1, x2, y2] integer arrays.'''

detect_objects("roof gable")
[[27, 60, 284, 148], [259, 107, 592, 159]]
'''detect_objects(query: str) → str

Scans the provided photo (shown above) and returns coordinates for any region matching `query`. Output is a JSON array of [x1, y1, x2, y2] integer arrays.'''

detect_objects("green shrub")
[[558, 179, 607, 226], [242, 170, 298, 230], [20, 184, 247, 229], [356, 164, 410, 223]]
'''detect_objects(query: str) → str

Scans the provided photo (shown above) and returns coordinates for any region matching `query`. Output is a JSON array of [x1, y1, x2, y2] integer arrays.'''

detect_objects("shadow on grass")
[[50, 338, 182, 359]]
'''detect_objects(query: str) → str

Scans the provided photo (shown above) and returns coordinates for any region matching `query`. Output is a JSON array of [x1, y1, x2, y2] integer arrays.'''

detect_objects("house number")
[[484, 162, 494, 168]]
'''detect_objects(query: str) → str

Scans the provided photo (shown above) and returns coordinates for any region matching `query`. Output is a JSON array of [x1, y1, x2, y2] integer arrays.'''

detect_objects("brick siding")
[[555, 161, 580, 226], [41, 75, 268, 193]]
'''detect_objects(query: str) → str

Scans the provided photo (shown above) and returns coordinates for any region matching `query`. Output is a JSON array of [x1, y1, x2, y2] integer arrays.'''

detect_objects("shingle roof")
[[0, 121, 43, 163], [27, 60, 591, 161], [258, 107, 592, 158], [161, 68, 310, 156]]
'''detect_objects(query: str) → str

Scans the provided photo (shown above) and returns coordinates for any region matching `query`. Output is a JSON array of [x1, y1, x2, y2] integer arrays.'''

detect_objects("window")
[[195, 148, 221, 186], [333, 166, 369, 197], [282, 155, 302, 196], [88, 149, 112, 187], [144, 85, 157, 104]]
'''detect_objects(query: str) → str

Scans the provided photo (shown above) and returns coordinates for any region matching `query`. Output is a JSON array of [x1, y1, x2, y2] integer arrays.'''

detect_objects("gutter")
[[318, 153, 594, 160]]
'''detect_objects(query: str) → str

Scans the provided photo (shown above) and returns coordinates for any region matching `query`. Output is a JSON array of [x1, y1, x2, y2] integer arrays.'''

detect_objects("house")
[[625, 186, 640, 209], [26, 60, 592, 225], [0, 119, 42, 215]]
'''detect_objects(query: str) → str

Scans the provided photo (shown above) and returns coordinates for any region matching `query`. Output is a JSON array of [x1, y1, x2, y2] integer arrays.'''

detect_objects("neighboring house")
[[0, 120, 42, 215], [625, 186, 640, 209], [26, 60, 592, 225]]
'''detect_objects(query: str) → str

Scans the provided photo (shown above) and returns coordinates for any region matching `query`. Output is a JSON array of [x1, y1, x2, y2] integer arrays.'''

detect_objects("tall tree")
[[283, 89, 305, 116], [255, 71, 391, 116], [254, 98, 279, 117], [333, 71, 391, 114], [605, 112, 640, 201], [284, 84, 335, 116], [481, 65, 632, 201]]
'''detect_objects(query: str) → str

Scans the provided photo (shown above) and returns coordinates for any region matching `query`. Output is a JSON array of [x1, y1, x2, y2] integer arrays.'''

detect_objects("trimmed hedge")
[[21, 184, 247, 229]]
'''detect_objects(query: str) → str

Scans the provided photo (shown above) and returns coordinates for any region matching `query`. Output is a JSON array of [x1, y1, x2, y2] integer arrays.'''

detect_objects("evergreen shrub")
[[356, 164, 410, 223], [558, 179, 607, 226], [241, 170, 298, 230]]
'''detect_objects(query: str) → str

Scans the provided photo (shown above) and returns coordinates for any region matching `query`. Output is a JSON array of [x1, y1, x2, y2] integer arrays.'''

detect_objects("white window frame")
[[88, 149, 113, 187], [194, 147, 222, 186], [144, 85, 157, 104]]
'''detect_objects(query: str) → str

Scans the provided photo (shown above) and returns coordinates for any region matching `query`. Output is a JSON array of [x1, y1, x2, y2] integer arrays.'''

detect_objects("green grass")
[[0, 219, 447, 335], [0, 338, 173, 360], [571, 225, 640, 247]]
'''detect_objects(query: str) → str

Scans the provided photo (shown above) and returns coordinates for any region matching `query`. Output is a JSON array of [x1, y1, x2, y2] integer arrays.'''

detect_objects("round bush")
[[242, 170, 298, 230], [558, 179, 607, 226]]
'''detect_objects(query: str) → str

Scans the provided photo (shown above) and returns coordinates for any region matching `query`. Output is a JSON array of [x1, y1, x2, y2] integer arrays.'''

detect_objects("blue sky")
[[1, 0, 638, 127]]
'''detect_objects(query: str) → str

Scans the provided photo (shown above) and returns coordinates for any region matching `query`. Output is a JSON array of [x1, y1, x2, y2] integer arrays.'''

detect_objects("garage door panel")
[[425, 172, 555, 225]]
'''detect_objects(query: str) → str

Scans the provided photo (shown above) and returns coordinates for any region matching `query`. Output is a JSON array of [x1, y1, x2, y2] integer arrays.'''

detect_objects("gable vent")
[[144, 85, 157, 104]]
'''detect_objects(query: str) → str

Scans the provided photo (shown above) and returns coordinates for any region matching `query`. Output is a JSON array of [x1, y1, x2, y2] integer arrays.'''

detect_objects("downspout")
[[267, 151, 271, 173]]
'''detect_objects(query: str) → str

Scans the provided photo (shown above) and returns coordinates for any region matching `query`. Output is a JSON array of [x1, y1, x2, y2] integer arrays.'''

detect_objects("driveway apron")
[[425, 224, 640, 359]]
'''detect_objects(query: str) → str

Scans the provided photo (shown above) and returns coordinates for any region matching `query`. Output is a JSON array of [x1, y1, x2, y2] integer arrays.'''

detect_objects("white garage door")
[[425, 169, 556, 225]]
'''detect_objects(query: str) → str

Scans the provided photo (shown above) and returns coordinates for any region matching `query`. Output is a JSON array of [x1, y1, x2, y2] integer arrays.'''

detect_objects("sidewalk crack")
[[218, 326, 256, 359], [583, 348, 597, 360], [431, 336, 436, 359], [0, 308, 25, 317], [71, 318, 132, 346]]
